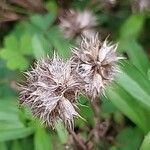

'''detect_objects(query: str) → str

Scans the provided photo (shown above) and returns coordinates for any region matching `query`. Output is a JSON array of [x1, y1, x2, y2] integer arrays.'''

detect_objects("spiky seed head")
[[19, 55, 82, 129], [138, 0, 150, 11], [59, 10, 97, 39], [72, 34, 123, 100]]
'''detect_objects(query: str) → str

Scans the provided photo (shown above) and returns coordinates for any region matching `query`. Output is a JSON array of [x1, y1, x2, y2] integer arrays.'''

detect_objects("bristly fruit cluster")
[[72, 35, 122, 100], [59, 10, 97, 39], [19, 34, 122, 129]]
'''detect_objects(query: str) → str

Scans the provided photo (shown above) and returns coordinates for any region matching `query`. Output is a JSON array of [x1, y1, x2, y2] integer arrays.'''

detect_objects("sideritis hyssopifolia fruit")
[[59, 10, 97, 39], [72, 34, 123, 100], [19, 55, 83, 129], [19, 33, 122, 129]]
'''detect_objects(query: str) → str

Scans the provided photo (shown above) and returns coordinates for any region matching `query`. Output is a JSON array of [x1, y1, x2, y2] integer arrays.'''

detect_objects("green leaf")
[[4, 35, 19, 50], [0, 127, 34, 141], [0, 99, 25, 130], [120, 14, 145, 40], [30, 13, 56, 30], [0, 122, 24, 130], [20, 33, 33, 55], [0, 111, 21, 122], [0, 98, 17, 111], [7, 54, 29, 70], [21, 137, 34, 150], [107, 86, 150, 132], [109, 146, 119, 150], [0, 142, 7, 150], [116, 127, 143, 150], [101, 100, 117, 114], [78, 96, 94, 127], [140, 131, 150, 150], [32, 34, 46, 59], [47, 26, 71, 59], [118, 40, 149, 74], [0, 35, 29, 70], [107, 84, 150, 133], [12, 140, 22, 150], [118, 61, 150, 110], [55, 121, 68, 144], [147, 68, 150, 81], [46, 1, 58, 13], [34, 126, 52, 150]]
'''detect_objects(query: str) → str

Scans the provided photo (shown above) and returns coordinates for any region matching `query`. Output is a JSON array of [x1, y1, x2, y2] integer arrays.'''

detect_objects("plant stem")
[[68, 128, 86, 150]]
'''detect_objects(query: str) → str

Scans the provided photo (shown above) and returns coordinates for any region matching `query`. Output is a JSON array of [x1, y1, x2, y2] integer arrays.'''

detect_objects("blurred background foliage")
[[0, 0, 150, 150]]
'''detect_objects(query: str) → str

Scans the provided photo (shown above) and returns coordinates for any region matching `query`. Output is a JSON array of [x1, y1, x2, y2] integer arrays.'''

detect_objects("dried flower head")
[[72, 34, 122, 100], [59, 10, 97, 39], [138, 0, 150, 11], [19, 55, 82, 129], [133, 0, 150, 12]]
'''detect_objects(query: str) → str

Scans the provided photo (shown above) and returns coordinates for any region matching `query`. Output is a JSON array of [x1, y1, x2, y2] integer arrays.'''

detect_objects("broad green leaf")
[[20, 33, 33, 55], [12, 140, 22, 150], [32, 34, 46, 59], [107, 84, 150, 133], [120, 14, 145, 40], [140, 131, 150, 150], [0, 127, 34, 141], [0, 60, 16, 78], [0, 122, 24, 130], [101, 100, 117, 114], [116, 127, 143, 150], [34, 126, 52, 150], [46, 1, 58, 13], [0, 98, 17, 112], [0, 35, 29, 70], [118, 62, 150, 110], [78, 96, 94, 127], [7, 55, 29, 70], [0, 84, 16, 98], [0, 142, 7, 150], [39, 35, 53, 56], [21, 137, 34, 150], [55, 121, 68, 144], [30, 13, 56, 30], [147, 68, 150, 81], [47, 26, 71, 59], [4, 35, 19, 51], [0, 111, 21, 122], [109, 146, 119, 150], [118, 40, 149, 74], [0, 99, 25, 129]]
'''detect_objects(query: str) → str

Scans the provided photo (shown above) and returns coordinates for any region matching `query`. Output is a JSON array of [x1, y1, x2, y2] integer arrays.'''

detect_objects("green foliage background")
[[0, 0, 150, 149]]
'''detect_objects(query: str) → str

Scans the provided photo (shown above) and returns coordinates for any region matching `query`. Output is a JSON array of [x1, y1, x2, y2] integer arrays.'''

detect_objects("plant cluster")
[[19, 34, 122, 130], [0, 0, 150, 150]]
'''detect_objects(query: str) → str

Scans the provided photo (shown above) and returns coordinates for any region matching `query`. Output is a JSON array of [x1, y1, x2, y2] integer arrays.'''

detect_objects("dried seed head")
[[19, 55, 82, 129], [59, 10, 97, 39], [72, 34, 123, 99], [138, 0, 150, 11], [133, 0, 150, 12]]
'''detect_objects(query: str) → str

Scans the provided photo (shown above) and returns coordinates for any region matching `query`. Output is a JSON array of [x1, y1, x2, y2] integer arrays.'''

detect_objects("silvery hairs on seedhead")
[[19, 54, 83, 129], [59, 10, 97, 39], [19, 33, 123, 129], [71, 34, 123, 100]]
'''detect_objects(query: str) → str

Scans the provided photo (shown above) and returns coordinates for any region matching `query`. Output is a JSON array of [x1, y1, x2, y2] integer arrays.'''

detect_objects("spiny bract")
[[72, 34, 123, 100], [59, 10, 97, 39], [19, 55, 82, 129]]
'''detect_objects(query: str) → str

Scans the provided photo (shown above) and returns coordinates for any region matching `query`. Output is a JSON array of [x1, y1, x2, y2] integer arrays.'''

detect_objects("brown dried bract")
[[59, 10, 97, 39], [72, 34, 123, 99], [19, 55, 82, 129]]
